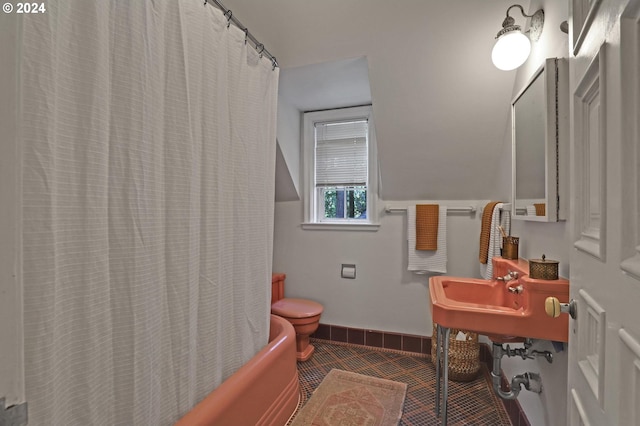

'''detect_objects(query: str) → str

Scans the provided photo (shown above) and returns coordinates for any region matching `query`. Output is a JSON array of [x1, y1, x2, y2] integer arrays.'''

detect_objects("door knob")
[[545, 297, 577, 320]]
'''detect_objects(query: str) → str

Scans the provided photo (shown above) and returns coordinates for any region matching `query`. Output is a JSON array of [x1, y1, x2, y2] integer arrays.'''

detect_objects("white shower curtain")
[[20, 1, 278, 424]]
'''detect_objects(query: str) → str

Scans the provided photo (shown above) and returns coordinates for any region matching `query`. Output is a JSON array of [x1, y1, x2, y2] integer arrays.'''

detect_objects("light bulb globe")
[[491, 31, 531, 71]]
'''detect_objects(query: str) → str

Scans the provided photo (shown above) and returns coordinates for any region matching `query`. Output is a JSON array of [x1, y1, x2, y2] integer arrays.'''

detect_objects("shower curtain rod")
[[204, 0, 278, 69]]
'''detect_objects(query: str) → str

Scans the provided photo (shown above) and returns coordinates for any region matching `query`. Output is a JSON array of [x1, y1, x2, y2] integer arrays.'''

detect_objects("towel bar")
[[385, 205, 476, 214]]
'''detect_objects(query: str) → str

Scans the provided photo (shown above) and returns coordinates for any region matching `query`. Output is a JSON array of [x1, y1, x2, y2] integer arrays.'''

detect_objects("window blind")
[[315, 120, 368, 187]]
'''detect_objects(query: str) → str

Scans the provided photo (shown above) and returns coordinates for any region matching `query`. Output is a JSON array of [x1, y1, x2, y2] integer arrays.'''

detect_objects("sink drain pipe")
[[490, 341, 549, 399]]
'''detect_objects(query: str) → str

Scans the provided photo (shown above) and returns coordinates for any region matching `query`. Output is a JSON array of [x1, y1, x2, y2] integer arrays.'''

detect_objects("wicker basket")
[[431, 324, 480, 382]]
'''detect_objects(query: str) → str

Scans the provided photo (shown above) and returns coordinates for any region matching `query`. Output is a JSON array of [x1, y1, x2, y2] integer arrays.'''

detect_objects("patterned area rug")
[[295, 339, 513, 425], [290, 369, 407, 426]]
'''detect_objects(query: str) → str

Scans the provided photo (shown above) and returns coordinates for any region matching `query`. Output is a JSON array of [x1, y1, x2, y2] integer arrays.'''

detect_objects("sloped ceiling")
[[224, 0, 529, 200], [279, 56, 372, 112]]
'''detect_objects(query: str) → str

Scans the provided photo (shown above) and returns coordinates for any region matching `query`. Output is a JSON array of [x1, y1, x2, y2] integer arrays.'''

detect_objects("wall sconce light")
[[491, 5, 544, 71]]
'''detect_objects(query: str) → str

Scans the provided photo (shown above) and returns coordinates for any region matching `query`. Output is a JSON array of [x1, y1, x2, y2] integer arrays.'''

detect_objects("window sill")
[[301, 222, 381, 231]]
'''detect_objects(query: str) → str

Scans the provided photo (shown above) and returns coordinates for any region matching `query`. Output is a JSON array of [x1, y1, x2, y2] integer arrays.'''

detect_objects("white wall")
[[273, 200, 488, 336], [0, 13, 25, 405], [492, 1, 571, 425], [275, 95, 301, 200], [223, 0, 522, 201]]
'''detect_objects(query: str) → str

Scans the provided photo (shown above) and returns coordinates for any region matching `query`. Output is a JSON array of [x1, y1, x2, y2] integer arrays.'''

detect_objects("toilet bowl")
[[271, 273, 323, 361]]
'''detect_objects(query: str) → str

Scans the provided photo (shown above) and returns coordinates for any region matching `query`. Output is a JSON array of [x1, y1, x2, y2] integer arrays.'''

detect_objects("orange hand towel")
[[415, 204, 439, 251], [534, 203, 546, 216], [479, 201, 501, 264]]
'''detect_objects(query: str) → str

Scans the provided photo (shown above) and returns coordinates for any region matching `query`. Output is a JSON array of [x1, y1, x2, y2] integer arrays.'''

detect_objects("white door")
[[567, 0, 640, 425]]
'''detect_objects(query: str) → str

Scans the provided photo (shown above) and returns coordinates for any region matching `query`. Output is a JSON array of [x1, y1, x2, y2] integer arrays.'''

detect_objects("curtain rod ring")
[[256, 43, 265, 58], [224, 9, 232, 28], [271, 56, 278, 70], [243, 28, 249, 44]]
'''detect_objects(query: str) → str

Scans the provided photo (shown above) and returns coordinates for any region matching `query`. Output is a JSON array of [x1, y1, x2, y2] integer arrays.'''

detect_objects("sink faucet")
[[497, 270, 519, 281], [497, 270, 523, 293]]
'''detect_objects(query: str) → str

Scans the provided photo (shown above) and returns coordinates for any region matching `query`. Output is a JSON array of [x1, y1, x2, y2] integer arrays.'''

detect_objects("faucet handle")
[[497, 270, 519, 281], [508, 284, 524, 294]]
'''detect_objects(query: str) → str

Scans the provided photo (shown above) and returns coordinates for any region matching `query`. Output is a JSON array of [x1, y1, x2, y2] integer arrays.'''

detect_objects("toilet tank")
[[271, 273, 286, 304]]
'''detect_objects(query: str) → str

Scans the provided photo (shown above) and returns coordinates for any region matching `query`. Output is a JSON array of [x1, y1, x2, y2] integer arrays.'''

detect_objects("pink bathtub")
[[175, 314, 300, 426]]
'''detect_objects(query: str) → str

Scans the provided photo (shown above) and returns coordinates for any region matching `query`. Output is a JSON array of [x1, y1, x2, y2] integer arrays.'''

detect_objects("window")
[[303, 106, 379, 230]]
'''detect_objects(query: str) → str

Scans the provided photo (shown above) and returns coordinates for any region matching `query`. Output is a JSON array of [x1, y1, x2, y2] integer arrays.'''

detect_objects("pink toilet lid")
[[271, 298, 323, 318]]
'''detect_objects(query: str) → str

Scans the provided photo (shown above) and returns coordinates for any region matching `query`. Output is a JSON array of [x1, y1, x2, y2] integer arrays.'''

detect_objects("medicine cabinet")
[[511, 58, 569, 222]]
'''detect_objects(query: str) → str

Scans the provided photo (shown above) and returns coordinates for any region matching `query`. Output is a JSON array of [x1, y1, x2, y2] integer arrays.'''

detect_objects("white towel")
[[526, 205, 536, 216], [407, 205, 447, 274], [480, 203, 511, 279]]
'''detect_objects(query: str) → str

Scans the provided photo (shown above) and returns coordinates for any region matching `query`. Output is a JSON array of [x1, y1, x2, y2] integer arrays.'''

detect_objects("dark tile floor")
[[294, 338, 512, 425]]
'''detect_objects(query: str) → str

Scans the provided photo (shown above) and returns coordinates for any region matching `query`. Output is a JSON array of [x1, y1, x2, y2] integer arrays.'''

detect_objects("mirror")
[[512, 58, 569, 222]]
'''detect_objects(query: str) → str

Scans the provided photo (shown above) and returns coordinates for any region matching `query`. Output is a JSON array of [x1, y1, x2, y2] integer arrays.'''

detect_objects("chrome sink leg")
[[434, 325, 450, 424], [435, 324, 442, 417], [442, 326, 450, 426]]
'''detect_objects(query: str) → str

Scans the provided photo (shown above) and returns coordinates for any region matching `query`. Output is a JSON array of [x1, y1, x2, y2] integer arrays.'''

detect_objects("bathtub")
[[175, 314, 300, 426]]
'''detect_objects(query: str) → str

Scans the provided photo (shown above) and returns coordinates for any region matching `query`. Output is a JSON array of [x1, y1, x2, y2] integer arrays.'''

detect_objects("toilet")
[[271, 273, 323, 361]]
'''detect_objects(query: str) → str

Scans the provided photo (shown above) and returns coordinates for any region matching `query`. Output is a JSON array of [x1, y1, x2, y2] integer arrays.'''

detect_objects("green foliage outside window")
[[324, 187, 367, 219]]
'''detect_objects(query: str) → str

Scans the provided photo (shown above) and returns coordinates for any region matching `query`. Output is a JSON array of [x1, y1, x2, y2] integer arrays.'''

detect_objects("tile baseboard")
[[312, 323, 529, 426], [312, 323, 430, 354]]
